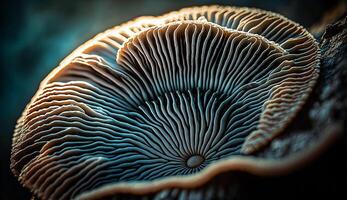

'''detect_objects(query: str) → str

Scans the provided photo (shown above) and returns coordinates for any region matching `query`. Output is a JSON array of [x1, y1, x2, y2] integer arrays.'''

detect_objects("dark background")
[[0, 0, 343, 199]]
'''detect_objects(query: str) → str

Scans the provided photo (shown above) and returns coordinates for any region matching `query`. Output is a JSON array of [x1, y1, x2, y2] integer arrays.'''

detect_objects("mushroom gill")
[[11, 6, 320, 200]]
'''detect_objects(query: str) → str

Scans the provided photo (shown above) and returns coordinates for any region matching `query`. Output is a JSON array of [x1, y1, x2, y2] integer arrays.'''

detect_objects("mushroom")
[[11, 6, 324, 200]]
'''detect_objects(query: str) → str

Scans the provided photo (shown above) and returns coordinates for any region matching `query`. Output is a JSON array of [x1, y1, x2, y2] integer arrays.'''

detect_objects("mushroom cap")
[[11, 5, 321, 200]]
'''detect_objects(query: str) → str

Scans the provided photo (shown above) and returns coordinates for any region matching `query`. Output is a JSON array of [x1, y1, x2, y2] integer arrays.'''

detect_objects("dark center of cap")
[[186, 154, 204, 168]]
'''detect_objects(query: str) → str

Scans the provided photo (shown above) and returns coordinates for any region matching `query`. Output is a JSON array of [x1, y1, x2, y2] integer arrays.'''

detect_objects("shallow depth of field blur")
[[0, 0, 343, 199]]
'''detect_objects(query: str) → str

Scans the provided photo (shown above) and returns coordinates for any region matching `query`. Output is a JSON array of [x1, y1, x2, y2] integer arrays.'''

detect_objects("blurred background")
[[0, 0, 344, 199]]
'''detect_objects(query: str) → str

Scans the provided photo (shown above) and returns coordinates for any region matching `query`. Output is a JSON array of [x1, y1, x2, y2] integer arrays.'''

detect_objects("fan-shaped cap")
[[11, 5, 321, 200]]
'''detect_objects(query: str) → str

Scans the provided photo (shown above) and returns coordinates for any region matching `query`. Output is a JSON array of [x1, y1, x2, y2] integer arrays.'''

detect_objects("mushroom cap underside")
[[11, 5, 322, 200]]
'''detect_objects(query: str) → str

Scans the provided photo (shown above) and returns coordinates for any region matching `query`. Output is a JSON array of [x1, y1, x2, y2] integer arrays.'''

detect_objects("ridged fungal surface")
[[11, 5, 320, 200]]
